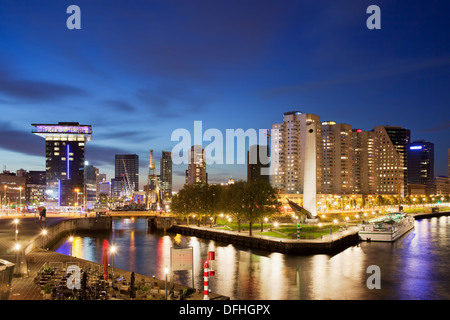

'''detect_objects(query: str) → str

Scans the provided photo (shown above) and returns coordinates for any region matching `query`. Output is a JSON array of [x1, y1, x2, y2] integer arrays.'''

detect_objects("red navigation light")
[[208, 251, 215, 260]]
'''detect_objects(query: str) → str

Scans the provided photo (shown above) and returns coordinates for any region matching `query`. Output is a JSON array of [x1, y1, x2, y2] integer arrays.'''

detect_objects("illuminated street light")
[[110, 245, 116, 278], [69, 236, 74, 257], [74, 189, 79, 208], [41, 229, 47, 249], [19, 186, 22, 211], [13, 218, 19, 241], [165, 265, 169, 300]]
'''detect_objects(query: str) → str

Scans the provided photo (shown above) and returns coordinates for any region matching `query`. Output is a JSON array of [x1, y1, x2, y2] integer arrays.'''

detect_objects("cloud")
[[136, 83, 210, 119], [101, 99, 136, 112], [85, 143, 132, 166], [0, 123, 44, 157], [255, 56, 450, 100], [0, 70, 88, 102], [418, 121, 450, 133]]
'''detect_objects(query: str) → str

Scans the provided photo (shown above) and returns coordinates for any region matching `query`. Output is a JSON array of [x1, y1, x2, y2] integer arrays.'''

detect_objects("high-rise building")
[[373, 126, 410, 197], [407, 140, 434, 195], [352, 129, 376, 195], [271, 111, 322, 194], [115, 154, 139, 194], [84, 163, 99, 204], [186, 145, 207, 185], [160, 151, 172, 198], [247, 145, 270, 184], [0, 171, 26, 205], [32, 122, 92, 206], [321, 122, 354, 195], [435, 176, 449, 195], [25, 170, 46, 203]]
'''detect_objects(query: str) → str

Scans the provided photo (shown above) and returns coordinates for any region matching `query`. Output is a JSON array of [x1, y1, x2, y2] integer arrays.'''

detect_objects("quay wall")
[[169, 225, 360, 255], [413, 211, 450, 220], [25, 217, 112, 255]]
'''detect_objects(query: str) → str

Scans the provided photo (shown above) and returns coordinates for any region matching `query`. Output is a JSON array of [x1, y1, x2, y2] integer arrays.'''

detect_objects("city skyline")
[[0, 1, 449, 190]]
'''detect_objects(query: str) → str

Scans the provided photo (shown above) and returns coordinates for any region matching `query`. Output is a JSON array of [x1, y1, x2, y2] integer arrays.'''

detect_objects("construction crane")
[[145, 150, 161, 210]]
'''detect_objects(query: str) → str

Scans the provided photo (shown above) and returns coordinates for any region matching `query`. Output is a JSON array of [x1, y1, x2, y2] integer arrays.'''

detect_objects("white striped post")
[[203, 260, 209, 300]]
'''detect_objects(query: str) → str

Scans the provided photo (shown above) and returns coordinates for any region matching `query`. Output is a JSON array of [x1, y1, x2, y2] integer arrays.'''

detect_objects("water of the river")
[[52, 216, 450, 300]]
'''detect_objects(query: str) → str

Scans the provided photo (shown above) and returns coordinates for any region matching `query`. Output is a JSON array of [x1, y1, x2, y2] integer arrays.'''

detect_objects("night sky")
[[0, 0, 449, 190]]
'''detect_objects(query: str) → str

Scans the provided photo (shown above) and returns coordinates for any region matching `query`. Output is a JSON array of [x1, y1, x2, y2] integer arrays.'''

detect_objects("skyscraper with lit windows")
[[407, 140, 434, 195], [271, 111, 322, 194], [373, 126, 410, 197], [32, 122, 92, 206]]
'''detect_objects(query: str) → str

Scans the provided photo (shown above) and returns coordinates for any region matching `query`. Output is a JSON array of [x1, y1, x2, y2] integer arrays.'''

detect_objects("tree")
[[171, 184, 225, 227], [242, 180, 279, 236], [205, 184, 224, 227], [376, 195, 385, 206], [170, 186, 192, 224], [222, 181, 247, 232]]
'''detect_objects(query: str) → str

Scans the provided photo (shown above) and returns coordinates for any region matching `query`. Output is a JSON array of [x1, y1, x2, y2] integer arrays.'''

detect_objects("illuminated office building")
[[407, 140, 434, 195], [186, 145, 207, 185], [115, 154, 139, 195], [352, 129, 376, 195], [271, 111, 322, 194], [160, 151, 173, 198], [321, 122, 354, 195], [373, 126, 410, 197], [32, 122, 92, 206], [247, 144, 270, 184]]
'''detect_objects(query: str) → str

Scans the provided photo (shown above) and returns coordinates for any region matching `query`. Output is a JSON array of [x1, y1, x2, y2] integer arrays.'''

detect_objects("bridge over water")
[[108, 211, 177, 231]]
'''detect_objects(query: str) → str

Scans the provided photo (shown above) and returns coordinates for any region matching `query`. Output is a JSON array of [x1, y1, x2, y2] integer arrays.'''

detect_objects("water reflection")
[[53, 217, 450, 300]]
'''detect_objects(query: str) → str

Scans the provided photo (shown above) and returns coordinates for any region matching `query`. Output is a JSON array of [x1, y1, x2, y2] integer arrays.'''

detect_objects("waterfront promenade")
[[0, 214, 228, 300], [1, 210, 448, 300]]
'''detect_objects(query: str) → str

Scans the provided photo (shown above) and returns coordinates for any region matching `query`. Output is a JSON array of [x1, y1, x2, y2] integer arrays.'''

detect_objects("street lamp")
[[69, 236, 74, 257], [13, 218, 19, 241], [74, 189, 79, 209], [164, 265, 169, 300], [41, 229, 47, 249], [18, 186, 22, 212], [110, 245, 116, 278]]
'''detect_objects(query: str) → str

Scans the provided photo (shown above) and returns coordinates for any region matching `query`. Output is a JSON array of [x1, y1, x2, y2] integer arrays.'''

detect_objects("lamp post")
[[41, 229, 47, 249], [74, 189, 79, 210], [13, 218, 19, 241], [69, 236, 74, 257], [14, 242, 21, 277], [19, 186, 22, 212], [110, 245, 116, 279], [164, 265, 169, 300]]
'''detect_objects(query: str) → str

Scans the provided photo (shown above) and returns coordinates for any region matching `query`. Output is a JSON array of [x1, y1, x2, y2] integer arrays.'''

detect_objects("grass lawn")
[[257, 231, 291, 239]]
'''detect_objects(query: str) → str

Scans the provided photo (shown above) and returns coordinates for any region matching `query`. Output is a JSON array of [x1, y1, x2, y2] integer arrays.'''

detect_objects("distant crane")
[[145, 150, 161, 210]]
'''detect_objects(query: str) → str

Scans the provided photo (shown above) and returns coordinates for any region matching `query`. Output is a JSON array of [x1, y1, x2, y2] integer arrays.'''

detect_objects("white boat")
[[358, 213, 415, 242]]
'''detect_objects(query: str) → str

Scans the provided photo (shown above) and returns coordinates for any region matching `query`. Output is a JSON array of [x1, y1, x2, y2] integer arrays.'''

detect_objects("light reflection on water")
[[53, 216, 450, 300]]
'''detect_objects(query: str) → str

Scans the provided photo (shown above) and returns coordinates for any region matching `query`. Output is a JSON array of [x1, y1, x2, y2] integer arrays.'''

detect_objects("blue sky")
[[0, 0, 449, 190]]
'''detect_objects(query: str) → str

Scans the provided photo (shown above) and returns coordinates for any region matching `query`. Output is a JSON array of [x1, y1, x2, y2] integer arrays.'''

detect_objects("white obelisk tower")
[[303, 120, 317, 217]]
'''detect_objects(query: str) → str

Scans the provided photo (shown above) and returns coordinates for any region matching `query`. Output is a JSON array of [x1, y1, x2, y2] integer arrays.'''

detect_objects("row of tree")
[[170, 180, 280, 236]]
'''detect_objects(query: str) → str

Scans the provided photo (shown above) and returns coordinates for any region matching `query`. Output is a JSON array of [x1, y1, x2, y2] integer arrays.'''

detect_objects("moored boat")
[[358, 212, 415, 242]]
